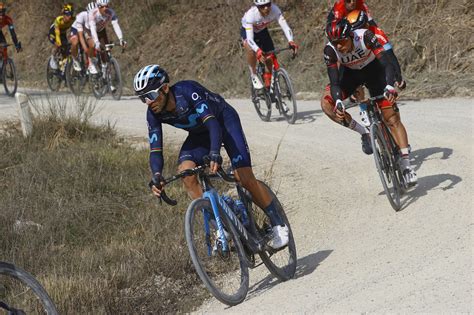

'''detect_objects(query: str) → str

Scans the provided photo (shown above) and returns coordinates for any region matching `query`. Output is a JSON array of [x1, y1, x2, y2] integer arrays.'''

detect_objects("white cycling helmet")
[[86, 2, 97, 12], [254, 0, 271, 5], [133, 64, 169, 94], [96, 0, 110, 6]]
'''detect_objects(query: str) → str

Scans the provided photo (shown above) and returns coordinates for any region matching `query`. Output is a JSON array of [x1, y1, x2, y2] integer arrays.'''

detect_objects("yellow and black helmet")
[[62, 3, 74, 16]]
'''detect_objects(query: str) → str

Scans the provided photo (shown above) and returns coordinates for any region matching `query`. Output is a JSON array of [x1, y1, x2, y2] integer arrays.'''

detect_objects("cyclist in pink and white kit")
[[241, 0, 298, 90], [87, 0, 126, 74]]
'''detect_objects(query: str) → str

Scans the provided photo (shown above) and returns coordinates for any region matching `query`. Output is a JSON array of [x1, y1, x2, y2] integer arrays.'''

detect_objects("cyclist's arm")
[[111, 19, 123, 42], [243, 23, 259, 52], [364, 30, 396, 86], [194, 101, 222, 155], [53, 17, 63, 46], [147, 111, 164, 175], [361, 2, 377, 26], [88, 12, 99, 47], [277, 14, 294, 42], [5, 16, 20, 46], [324, 45, 343, 102]]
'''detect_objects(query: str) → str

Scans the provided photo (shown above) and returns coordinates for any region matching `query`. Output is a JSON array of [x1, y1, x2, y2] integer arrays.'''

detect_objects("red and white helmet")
[[254, 0, 271, 5]]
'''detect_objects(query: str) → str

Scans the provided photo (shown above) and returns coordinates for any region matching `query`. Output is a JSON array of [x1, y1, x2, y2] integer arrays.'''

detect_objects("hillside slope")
[[6, 0, 474, 97]]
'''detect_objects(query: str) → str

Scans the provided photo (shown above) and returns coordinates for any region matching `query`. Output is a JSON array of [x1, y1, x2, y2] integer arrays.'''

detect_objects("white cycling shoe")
[[88, 63, 98, 75], [403, 167, 418, 186], [49, 57, 58, 70], [251, 74, 264, 90], [268, 225, 289, 249], [72, 59, 82, 72]]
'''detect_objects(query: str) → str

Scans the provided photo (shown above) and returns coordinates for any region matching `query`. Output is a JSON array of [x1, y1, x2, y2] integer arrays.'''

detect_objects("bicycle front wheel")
[[275, 68, 297, 124], [250, 78, 272, 122], [0, 262, 59, 315], [65, 59, 87, 96], [46, 57, 62, 92], [109, 58, 122, 100], [185, 198, 249, 306], [2, 58, 17, 97], [370, 123, 402, 210], [252, 181, 297, 281]]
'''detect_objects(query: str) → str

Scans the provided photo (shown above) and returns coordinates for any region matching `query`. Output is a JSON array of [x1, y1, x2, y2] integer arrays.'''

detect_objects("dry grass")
[[0, 107, 210, 313], [4, 0, 472, 97]]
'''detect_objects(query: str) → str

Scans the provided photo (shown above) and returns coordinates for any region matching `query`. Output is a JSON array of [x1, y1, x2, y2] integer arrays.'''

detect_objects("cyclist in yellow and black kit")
[[48, 3, 74, 70]]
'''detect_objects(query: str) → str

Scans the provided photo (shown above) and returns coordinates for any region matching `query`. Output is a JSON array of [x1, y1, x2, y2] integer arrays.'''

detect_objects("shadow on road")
[[245, 250, 332, 301], [400, 173, 462, 210], [270, 109, 323, 124], [397, 147, 460, 210], [411, 147, 453, 172]]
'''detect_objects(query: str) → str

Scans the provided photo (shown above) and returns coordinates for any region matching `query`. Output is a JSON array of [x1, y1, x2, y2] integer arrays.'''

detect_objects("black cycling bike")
[[340, 95, 410, 210], [251, 47, 298, 124], [90, 43, 123, 100], [154, 158, 297, 305], [46, 44, 71, 92], [0, 261, 58, 314], [0, 43, 18, 97]]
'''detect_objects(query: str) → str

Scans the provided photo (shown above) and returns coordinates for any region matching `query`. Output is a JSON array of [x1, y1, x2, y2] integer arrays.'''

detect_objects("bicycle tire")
[[275, 68, 297, 124], [0, 262, 59, 315], [109, 57, 122, 100], [250, 67, 272, 122], [3, 58, 17, 97], [65, 59, 87, 96], [46, 57, 62, 92], [252, 181, 297, 281], [370, 122, 402, 210], [185, 198, 249, 306]]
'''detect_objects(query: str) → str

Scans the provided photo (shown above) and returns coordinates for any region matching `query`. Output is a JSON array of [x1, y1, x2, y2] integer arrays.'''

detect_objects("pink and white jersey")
[[241, 4, 293, 52], [88, 7, 123, 44], [327, 29, 376, 70], [71, 11, 90, 32]]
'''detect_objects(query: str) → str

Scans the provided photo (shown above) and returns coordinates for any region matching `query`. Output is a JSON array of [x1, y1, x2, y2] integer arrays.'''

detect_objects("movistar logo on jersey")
[[149, 133, 159, 143], [173, 113, 199, 129], [232, 155, 243, 164], [196, 103, 208, 114]]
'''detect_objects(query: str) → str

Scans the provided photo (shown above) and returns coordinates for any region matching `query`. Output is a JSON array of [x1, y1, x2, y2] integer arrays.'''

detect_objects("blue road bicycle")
[[155, 159, 296, 305]]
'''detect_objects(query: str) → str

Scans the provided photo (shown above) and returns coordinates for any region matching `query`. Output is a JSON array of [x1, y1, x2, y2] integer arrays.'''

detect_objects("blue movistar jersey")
[[147, 80, 229, 175]]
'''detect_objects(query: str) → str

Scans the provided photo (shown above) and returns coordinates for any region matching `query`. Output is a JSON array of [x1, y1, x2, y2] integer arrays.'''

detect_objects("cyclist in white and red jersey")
[[320, 19, 417, 185], [88, 0, 126, 74], [241, 0, 298, 89], [327, 1, 405, 126]]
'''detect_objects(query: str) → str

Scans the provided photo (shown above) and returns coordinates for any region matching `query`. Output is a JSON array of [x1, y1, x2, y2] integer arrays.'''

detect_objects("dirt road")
[[1, 92, 472, 312]]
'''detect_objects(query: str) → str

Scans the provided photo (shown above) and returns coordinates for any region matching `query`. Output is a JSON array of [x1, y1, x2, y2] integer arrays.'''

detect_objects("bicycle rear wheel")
[[370, 123, 402, 210], [109, 57, 122, 100], [46, 57, 62, 92], [251, 181, 297, 281], [185, 198, 249, 306], [275, 68, 297, 124], [2, 58, 17, 97], [0, 262, 58, 315]]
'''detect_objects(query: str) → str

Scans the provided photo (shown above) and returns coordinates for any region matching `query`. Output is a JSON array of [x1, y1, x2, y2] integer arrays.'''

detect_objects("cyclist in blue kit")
[[133, 64, 289, 249]]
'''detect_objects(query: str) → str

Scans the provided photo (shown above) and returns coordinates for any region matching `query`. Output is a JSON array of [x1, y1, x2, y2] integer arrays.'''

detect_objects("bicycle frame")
[[199, 173, 266, 256]]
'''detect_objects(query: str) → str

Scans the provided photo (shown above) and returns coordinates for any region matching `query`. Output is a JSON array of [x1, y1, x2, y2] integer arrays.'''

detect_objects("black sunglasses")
[[257, 3, 271, 9]]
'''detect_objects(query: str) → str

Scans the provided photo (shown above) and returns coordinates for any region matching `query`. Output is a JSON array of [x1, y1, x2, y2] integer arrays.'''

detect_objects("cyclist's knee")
[[384, 110, 401, 129], [321, 89, 334, 116]]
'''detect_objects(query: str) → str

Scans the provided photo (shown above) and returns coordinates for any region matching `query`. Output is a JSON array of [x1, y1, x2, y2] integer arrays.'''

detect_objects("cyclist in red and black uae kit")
[[0, 2, 22, 54], [133, 64, 290, 249], [321, 19, 417, 185]]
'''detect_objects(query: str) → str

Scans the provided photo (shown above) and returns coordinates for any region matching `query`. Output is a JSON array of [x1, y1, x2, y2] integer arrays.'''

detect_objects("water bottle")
[[359, 102, 370, 127], [234, 199, 249, 228]]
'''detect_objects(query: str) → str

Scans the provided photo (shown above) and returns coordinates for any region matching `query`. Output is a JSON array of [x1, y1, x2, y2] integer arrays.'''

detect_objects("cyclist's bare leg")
[[381, 106, 409, 149], [353, 85, 365, 101], [320, 89, 354, 124], [233, 167, 272, 209], [70, 35, 79, 59], [178, 160, 203, 200], [243, 41, 257, 75]]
